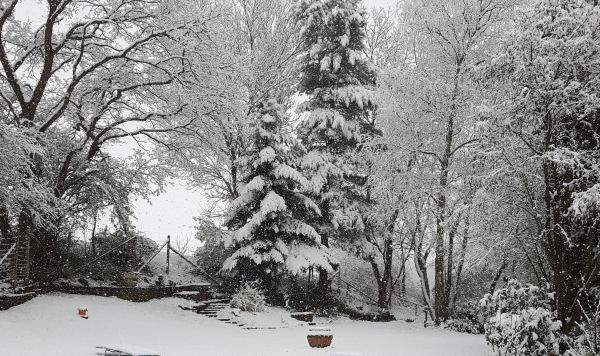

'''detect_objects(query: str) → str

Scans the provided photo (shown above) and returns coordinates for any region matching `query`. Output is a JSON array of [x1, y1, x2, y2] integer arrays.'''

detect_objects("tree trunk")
[[0, 205, 10, 240], [415, 251, 435, 321], [318, 235, 329, 293], [401, 270, 406, 295], [489, 260, 507, 295], [370, 236, 393, 312], [90, 211, 98, 257], [451, 215, 469, 311], [433, 62, 462, 324]]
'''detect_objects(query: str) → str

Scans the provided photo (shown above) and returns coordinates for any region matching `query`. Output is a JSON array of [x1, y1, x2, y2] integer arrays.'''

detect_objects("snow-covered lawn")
[[0, 293, 489, 356]]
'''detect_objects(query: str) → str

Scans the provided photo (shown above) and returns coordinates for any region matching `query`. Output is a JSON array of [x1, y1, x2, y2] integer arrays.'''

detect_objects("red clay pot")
[[307, 326, 333, 348], [307, 335, 333, 348]]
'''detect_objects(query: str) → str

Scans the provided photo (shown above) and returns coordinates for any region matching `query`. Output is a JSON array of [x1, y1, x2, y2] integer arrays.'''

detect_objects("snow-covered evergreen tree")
[[223, 99, 334, 290], [295, 0, 377, 288]]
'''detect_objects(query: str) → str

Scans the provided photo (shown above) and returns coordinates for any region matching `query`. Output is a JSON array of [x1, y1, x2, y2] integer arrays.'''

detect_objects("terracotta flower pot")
[[307, 326, 332, 348]]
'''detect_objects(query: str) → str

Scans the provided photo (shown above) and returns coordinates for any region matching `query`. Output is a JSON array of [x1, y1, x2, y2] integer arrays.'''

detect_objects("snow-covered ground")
[[0, 293, 489, 356]]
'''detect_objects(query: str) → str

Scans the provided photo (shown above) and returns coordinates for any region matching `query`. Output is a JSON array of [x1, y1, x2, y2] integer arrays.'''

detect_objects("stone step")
[[243, 326, 277, 330]]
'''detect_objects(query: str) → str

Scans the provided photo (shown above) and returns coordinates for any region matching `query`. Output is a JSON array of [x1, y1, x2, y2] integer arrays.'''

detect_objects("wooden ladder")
[[0, 238, 16, 280], [13, 233, 31, 282]]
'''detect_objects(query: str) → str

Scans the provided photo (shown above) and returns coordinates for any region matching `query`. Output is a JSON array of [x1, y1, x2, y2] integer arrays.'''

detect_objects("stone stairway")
[[179, 298, 249, 328]]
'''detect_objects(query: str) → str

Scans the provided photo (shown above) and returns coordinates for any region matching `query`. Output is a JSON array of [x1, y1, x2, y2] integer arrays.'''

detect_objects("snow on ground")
[[0, 293, 489, 356]]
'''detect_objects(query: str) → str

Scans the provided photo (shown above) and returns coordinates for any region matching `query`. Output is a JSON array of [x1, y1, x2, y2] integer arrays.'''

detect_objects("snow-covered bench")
[[95, 344, 161, 356]]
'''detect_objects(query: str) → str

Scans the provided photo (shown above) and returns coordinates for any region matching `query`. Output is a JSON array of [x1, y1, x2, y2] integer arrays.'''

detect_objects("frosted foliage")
[[230, 192, 287, 243], [299, 0, 365, 61], [272, 164, 309, 188], [301, 151, 342, 193], [505, 1, 600, 219], [340, 34, 349, 47], [279, 219, 321, 243], [305, 109, 359, 141], [332, 54, 342, 72], [257, 127, 277, 141], [297, 0, 374, 148], [275, 239, 289, 255], [285, 243, 335, 275], [480, 280, 562, 356], [224, 191, 255, 226], [230, 282, 267, 312], [572, 184, 600, 216], [260, 191, 287, 216], [257, 146, 277, 166], [545, 148, 600, 217], [293, 192, 321, 215], [225, 241, 284, 268], [320, 56, 331, 71], [331, 203, 364, 231], [261, 114, 276, 123], [326, 85, 375, 109], [242, 176, 267, 195]]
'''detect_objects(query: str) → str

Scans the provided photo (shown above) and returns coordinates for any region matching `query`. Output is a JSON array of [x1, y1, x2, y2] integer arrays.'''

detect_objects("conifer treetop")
[[296, 0, 377, 149]]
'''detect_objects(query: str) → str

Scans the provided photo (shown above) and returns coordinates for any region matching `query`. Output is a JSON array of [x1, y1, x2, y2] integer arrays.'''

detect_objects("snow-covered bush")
[[446, 318, 484, 335], [480, 279, 562, 356], [566, 290, 600, 356], [230, 282, 267, 312], [446, 302, 485, 334]]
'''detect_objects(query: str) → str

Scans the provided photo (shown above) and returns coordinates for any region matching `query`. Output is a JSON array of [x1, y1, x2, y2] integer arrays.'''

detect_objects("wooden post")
[[166, 235, 170, 275]]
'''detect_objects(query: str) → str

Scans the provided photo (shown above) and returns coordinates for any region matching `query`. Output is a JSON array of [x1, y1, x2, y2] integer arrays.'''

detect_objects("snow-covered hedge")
[[446, 318, 484, 335], [480, 279, 562, 356], [230, 282, 267, 312], [566, 288, 600, 356]]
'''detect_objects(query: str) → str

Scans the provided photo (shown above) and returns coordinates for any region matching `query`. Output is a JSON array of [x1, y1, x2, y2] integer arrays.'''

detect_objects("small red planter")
[[307, 326, 333, 348]]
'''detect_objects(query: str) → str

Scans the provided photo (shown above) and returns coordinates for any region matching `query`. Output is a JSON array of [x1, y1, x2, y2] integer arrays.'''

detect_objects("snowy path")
[[0, 294, 489, 356]]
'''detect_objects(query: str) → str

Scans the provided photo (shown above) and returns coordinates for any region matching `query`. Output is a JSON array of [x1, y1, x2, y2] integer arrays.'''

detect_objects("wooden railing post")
[[166, 235, 170, 275], [338, 268, 341, 295]]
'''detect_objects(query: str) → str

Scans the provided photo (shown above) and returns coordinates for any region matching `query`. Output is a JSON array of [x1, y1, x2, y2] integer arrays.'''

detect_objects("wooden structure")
[[2, 233, 220, 289], [0, 234, 30, 284], [136, 235, 221, 286], [96, 345, 161, 356]]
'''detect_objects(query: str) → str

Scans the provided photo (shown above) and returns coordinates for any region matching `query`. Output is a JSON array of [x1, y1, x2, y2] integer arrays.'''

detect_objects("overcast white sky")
[[13, 0, 399, 247]]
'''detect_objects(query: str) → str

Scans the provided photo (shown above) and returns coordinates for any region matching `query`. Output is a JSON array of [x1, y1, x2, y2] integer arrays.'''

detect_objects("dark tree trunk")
[[90, 211, 98, 257], [0, 205, 11, 240], [318, 235, 330, 293], [489, 260, 507, 295], [370, 237, 393, 311]]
